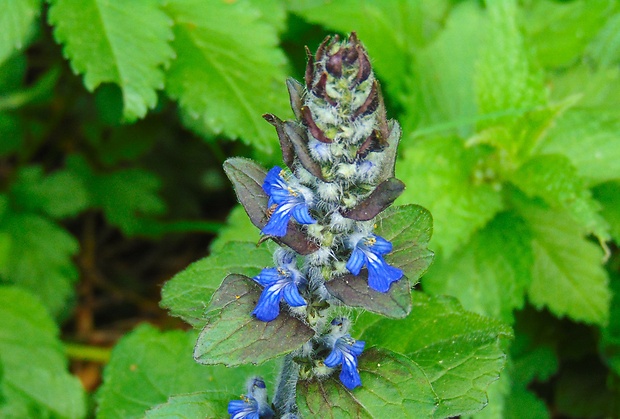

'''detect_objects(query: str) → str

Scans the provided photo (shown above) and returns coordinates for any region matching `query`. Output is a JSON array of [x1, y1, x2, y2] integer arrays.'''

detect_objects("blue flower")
[[324, 334, 366, 390], [228, 377, 274, 419], [262, 166, 316, 237], [252, 251, 307, 322], [346, 234, 403, 293]]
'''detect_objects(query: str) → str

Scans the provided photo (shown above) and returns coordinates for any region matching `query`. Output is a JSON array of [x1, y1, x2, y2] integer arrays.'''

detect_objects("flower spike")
[[346, 234, 403, 293], [228, 377, 274, 419]]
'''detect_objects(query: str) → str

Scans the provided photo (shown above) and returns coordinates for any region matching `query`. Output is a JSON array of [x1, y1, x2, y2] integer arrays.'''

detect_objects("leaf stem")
[[64, 342, 112, 363]]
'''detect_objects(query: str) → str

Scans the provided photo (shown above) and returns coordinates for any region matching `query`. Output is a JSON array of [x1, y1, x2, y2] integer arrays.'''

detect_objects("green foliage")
[[97, 323, 276, 418], [0, 0, 41, 65], [0, 286, 85, 418]]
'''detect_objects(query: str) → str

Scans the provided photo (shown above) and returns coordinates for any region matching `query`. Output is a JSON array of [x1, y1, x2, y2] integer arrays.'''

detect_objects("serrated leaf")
[[223, 157, 318, 255], [194, 274, 314, 366], [163, 0, 290, 153], [0, 212, 78, 317], [539, 110, 620, 184], [48, 0, 174, 120], [356, 293, 512, 418], [0, 0, 41, 65], [475, 0, 546, 126], [374, 204, 434, 281], [397, 137, 503, 257], [514, 196, 610, 325], [10, 166, 88, 218], [97, 324, 275, 419], [145, 392, 229, 418], [161, 241, 272, 327], [325, 273, 412, 318], [510, 153, 609, 242], [423, 211, 533, 323], [297, 348, 438, 419], [524, 0, 615, 69], [0, 286, 85, 419], [66, 155, 165, 235]]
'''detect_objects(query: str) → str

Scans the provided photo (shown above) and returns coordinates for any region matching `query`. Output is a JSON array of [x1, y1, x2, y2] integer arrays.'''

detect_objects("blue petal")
[[292, 203, 316, 225], [261, 204, 291, 237], [252, 285, 283, 322], [228, 399, 259, 419], [282, 283, 306, 307], [262, 166, 284, 195], [339, 353, 362, 390], [367, 254, 403, 293], [324, 348, 344, 368], [253, 268, 280, 287], [348, 340, 366, 357], [346, 248, 366, 275], [368, 234, 393, 254]]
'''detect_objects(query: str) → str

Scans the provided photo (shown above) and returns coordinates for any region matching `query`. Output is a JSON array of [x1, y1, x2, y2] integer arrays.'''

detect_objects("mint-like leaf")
[[341, 178, 405, 221], [48, 0, 174, 120], [296, 348, 438, 419], [194, 274, 314, 366], [145, 392, 230, 418]]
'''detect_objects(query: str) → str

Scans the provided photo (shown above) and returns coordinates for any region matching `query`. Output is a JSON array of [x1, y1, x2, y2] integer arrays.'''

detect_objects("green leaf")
[[423, 211, 533, 323], [0, 0, 41, 65], [209, 205, 260, 252], [163, 0, 290, 153], [0, 286, 85, 419], [0, 212, 78, 317], [514, 196, 611, 325], [161, 241, 273, 327], [524, 0, 616, 69], [97, 324, 276, 419], [357, 293, 513, 418], [397, 137, 503, 257], [593, 181, 620, 244], [296, 347, 438, 419], [475, 0, 546, 125], [510, 154, 609, 242], [66, 155, 165, 235], [48, 0, 174, 120], [587, 11, 620, 67], [539, 110, 620, 185], [601, 272, 620, 375], [10, 166, 89, 218], [145, 392, 230, 418], [194, 274, 314, 366]]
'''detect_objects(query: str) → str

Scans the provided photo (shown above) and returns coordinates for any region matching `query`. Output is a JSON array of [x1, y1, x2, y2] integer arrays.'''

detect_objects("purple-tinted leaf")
[[378, 120, 401, 183], [341, 178, 405, 221], [284, 121, 327, 181], [325, 272, 412, 318], [194, 274, 314, 366], [223, 158, 319, 255], [301, 106, 332, 143], [375, 204, 434, 282], [262, 114, 295, 171], [286, 77, 305, 120]]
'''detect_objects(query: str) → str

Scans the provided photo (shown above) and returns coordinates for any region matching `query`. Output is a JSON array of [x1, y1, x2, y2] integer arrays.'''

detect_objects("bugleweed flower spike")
[[212, 32, 432, 417]]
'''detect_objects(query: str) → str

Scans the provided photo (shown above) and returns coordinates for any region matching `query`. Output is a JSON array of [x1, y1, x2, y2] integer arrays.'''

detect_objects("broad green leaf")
[[66, 155, 165, 235], [357, 293, 512, 418], [397, 137, 503, 257], [504, 386, 549, 419], [593, 181, 620, 244], [194, 274, 314, 366], [10, 166, 88, 218], [539, 110, 620, 185], [510, 154, 609, 242], [587, 12, 620, 67], [163, 0, 290, 153], [423, 211, 533, 323], [0, 212, 78, 317], [515, 196, 610, 325], [0, 0, 41, 65], [161, 241, 273, 327], [0, 286, 85, 419], [145, 392, 229, 418], [209, 205, 260, 252], [601, 272, 620, 375], [374, 204, 434, 281], [524, 0, 615, 69], [97, 324, 276, 419], [297, 348, 438, 419], [48, 0, 174, 120], [475, 0, 545, 126]]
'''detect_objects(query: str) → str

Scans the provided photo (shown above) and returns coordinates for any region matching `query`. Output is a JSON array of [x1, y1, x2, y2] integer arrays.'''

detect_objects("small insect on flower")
[[228, 377, 274, 419], [252, 250, 307, 322], [346, 233, 403, 293], [324, 318, 366, 390], [262, 166, 316, 237]]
